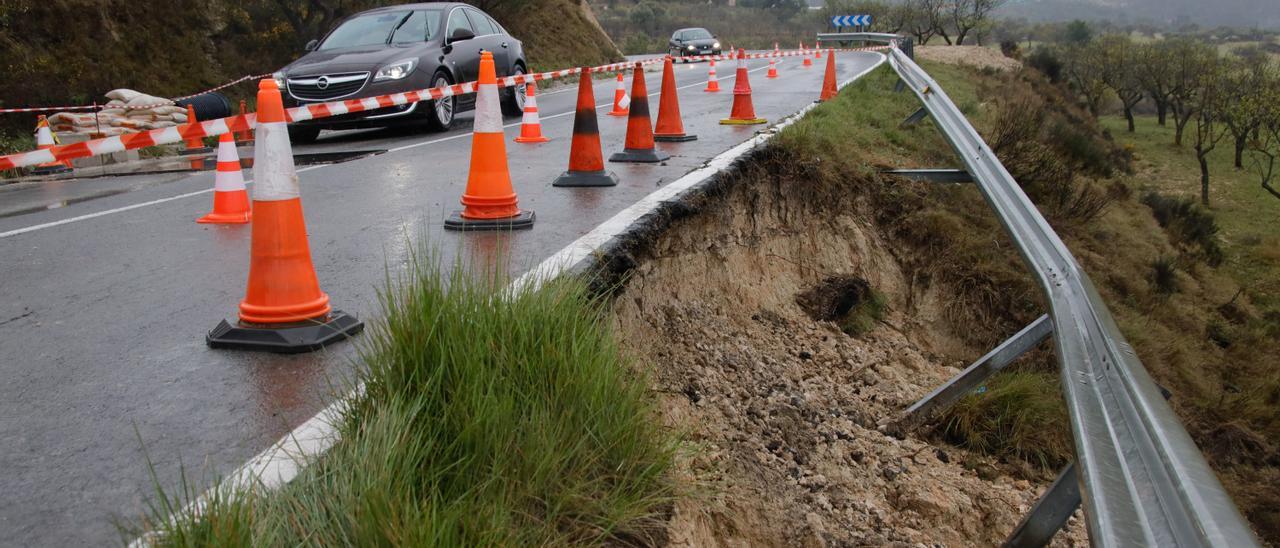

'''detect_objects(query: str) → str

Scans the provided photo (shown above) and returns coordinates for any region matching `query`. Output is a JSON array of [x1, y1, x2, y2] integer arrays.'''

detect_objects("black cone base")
[[31, 164, 72, 175], [654, 134, 697, 142], [207, 310, 364, 354], [179, 147, 214, 156], [553, 170, 618, 187], [609, 147, 671, 163], [444, 210, 535, 231]]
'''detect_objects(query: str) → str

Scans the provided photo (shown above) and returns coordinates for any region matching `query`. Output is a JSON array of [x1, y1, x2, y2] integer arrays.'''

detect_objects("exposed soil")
[[607, 150, 1087, 546]]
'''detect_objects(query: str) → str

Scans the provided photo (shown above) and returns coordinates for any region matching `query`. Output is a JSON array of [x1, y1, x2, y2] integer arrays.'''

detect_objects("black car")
[[668, 28, 721, 61], [274, 2, 528, 142]]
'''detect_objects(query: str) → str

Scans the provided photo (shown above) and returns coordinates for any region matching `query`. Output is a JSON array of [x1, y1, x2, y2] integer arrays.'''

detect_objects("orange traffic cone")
[[720, 49, 767, 126], [179, 105, 213, 156], [445, 51, 535, 230], [654, 57, 697, 143], [815, 47, 823, 59], [513, 81, 549, 143], [553, 67, 618, 187], [206, 78, 362, 353], [802, 42, 813, 67], [235, 100, 254, 144], [705, 59, 722, 92], [819, 49, 839, 102], [197, 133, 251, 224], [774, 42, 780, 53], [767, 57, 779, 79], [611, 62, 670, 163], [31, 115, 72, 175], [607, 72, 630, 116]]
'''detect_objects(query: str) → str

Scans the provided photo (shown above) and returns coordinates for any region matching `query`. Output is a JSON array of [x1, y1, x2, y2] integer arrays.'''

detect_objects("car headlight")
[[374, 59, 417, 82], [713, 42, 721, 49], [687, 45, 695, 50], [272, 71, 286, 88]]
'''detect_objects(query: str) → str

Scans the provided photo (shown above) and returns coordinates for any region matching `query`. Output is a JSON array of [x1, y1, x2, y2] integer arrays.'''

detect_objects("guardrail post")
[[888, 314, 1052, 435], [1002, 463, 1080, 548], [900, 107, 929, 128]]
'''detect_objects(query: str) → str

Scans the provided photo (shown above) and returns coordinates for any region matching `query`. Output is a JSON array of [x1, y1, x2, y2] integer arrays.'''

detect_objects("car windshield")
[[683, 29, 712, 40], [320, 10, 441, 50]]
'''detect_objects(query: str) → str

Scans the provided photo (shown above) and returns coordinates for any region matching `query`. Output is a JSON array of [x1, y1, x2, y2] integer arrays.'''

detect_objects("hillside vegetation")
[[0, 0, 621, 137]]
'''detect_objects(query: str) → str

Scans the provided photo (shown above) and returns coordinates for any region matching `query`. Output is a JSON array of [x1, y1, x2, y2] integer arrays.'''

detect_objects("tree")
[[1191, 60, 1231, 206], [1136, 43, 1176, 126], [1062, 20, 1092, 45], [1221, 53, 1271, 169], [947, 0, 1006, 46], [1248, 72, 1280, 202], [1096, 34, 1144, 132], [903, 0, 941, 45], [1062, 44, 1108, 117], [1166, 38, 1216, 147]]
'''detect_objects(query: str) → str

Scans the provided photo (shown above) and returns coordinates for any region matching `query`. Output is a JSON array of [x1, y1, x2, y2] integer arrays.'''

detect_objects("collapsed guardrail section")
[[885, 46, 1257, 547]]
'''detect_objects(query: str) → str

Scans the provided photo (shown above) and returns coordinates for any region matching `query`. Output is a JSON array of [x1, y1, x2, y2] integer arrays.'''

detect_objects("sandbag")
[[125, 94, 171, 108], [105, 89, 143, 102], [151, 105, 185, 115]]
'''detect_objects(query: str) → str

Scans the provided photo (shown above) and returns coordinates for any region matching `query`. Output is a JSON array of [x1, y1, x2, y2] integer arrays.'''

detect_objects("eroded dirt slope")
[[608, 151, 1087, 546]]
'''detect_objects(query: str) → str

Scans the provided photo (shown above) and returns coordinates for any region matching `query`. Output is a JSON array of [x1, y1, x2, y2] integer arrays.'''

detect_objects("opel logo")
[[316, 76, 330, 90]]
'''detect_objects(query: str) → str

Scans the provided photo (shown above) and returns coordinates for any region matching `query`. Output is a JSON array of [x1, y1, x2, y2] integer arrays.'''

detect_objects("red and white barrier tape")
[[0, 73, 273, 114], [0, 47, 887, 171]]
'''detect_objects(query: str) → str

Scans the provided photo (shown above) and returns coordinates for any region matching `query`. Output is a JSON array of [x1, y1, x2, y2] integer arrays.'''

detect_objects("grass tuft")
[[940, 371, 1072, 470], [130, 250, 678, 546]]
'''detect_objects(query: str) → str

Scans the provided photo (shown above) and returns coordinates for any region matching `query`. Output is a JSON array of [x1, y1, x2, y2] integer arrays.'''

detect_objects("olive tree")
[[1191, 60, 1232, 206], [1249, 72, 1280, 201], [1136, 42, 1176, 126], [947, 0, 1006, 46], [1062, 44, 1108, 117], [1097, 34, 1144, 132], [1166, 38, 1217, 146]]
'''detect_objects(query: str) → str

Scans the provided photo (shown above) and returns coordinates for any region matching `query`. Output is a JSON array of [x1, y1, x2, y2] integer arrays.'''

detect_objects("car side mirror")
[[449, 28, 476, 44], [305, 39, 319, 52]]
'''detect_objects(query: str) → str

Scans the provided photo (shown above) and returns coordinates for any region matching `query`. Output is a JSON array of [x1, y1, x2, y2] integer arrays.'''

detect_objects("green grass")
[[1100, 115, 1280, 311], [940, 371, 1071, 470], [128, 251, 679, 546]]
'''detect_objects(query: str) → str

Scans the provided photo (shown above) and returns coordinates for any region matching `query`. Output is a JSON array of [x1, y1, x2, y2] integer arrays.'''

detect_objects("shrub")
[[1000, 40, 1021, 59], [1149, 255, 1180, 295], [1140, 192, 1225, 266], [1026, 47, 1063, 83]]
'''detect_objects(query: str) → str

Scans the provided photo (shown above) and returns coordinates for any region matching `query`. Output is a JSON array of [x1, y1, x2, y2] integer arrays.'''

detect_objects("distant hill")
[[1000, 0, 1280, 29]]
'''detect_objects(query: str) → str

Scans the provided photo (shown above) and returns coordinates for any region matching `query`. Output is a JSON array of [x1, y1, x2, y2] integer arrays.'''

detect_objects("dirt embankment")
[[916, 45, 1022, 72], [605, 149, 1087, 546]]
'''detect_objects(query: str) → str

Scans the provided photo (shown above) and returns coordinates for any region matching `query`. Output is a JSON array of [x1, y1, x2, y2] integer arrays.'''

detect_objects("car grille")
[[287, 72, 369, 102]]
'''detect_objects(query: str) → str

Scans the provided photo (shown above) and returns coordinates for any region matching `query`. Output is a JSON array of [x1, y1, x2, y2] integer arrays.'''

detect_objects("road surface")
[[0, 51, 883, 546]]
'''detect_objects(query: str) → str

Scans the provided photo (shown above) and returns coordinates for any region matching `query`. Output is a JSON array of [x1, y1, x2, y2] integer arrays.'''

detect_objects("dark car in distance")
[[668, 27, 721, 61], [274, 2, 528, 142]]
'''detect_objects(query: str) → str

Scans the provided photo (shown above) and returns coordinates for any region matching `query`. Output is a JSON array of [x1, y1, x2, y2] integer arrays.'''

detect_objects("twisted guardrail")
[[884, 44, 1258, 547]]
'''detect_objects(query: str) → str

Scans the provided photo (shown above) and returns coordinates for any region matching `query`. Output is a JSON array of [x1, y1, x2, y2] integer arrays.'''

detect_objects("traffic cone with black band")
[[31, 116, 72, 175], [720, 49, 767, 126], [197, 133, 251, 224], [611, 62, 670, 163], [767, 57, 779, 79], [514, 81, 549, 143], [802, 42, 813, 67], [704, 59, 721, 92], [207, 78, 362, 353], [553, 67, 618, 187], [179, 105, 213, 156], [445, 52, 535, 230], [654, 57, 696, 143], [607, 72, 630, 116], [819, 49, 839, 102]]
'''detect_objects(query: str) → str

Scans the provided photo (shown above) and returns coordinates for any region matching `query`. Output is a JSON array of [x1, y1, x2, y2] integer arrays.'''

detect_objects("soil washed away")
[[606, 148, 1089, 546]]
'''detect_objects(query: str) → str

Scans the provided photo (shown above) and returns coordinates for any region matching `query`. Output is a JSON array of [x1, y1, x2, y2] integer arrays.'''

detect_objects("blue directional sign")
[[831, 14, 872, 27]]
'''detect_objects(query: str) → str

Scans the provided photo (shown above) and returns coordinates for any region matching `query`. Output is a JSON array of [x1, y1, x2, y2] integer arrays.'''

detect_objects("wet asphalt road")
[[0, 51, 884, 546]]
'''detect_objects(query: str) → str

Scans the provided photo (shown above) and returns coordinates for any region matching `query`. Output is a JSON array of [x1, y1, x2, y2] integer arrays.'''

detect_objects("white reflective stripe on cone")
[[35, 125, 55, 146], [214, 167, 246, 192], [216, 141, 239, 163], [252, 122, 300, 201], [473, 84, 503, 134]]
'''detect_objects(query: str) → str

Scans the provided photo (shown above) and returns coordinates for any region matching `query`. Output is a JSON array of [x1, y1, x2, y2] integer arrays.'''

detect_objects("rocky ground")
[[607, 155, 1086, 546]]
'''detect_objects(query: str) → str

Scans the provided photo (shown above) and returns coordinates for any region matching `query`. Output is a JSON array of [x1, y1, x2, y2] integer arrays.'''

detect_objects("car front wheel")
[[426, 71, 456, 131], [500, 65, 527, 117]]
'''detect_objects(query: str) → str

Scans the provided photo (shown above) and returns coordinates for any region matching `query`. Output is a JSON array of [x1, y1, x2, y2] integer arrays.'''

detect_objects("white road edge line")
[[1, 62, 773, 240], [127, 52, 886, 547]]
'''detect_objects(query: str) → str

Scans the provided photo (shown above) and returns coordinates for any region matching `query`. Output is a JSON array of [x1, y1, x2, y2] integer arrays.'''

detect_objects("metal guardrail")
[[886, 46, 1258, 547], [818, 32, 912, 58]]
